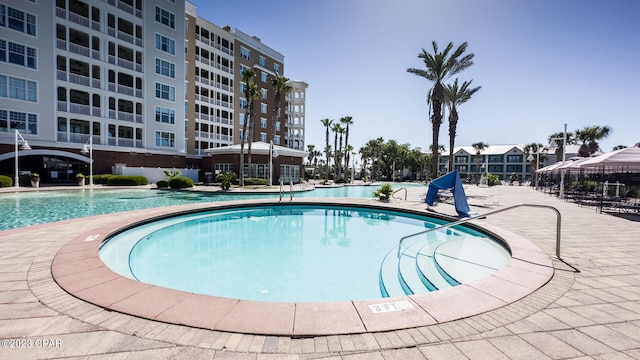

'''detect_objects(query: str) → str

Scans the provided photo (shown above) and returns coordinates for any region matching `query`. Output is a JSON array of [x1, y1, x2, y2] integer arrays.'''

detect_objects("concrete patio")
[[1, 184, 639, 359]]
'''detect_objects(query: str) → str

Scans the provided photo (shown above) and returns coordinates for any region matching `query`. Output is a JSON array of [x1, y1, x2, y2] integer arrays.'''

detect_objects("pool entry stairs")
[[379, 227, 462, 298]]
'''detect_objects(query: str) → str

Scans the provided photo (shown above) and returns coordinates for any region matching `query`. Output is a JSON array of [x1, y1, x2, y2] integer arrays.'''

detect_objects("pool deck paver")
[[0, 184, 639, 358]]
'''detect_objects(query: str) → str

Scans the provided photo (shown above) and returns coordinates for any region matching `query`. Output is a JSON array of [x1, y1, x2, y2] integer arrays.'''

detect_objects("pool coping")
[[50, 198, 554, 336]]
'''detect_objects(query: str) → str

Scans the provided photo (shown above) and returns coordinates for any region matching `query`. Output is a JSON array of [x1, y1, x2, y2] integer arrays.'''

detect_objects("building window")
[[155, 82, 175, 101], [155, 7, 175, 29], [261, 71, 267, 82], [240, 47, 250, 60], [488, 155, 504, 163], [260, 132, 267, 142], [0, 6, 36, 36], [239, 64, 248, 75], [454, 155, 468, 163], [506, 165, 523, 173], [260, 118, 267, 128], [155, 58, 175, 78], [215, 163, 233, 174], [155, 34, 175, 55], [239, 98, 247, 109], [0, 40, 36, 69], [274, 135, 280, 145], [261, 103, 267, 113], [259, 56, 265, 67], [506, 154, 523, 163], [155, 106, 175, 124], [274, 63, 280, 74], [261, 88, 267, 99], [155, 131, 175, 147], [0, 75, 37, 102], [275, 121, 281, 131], [0, 109, 37, 134]]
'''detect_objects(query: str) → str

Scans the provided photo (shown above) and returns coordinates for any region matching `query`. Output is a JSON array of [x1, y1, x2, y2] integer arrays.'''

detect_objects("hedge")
[[169, 176, 194, 188], [243, 177, 267, 186], [0, 175, 12, 187], [106, 175, 148, 186], [156, 180, 169, 188]]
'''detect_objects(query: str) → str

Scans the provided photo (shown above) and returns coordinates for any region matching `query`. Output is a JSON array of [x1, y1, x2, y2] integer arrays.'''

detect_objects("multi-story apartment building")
[[184, 4, 236, 157], [231, 27, 286, 147], [0, 0, 187, 182], [286, 80, 308, 151], [440, 144, 579, 183], [0, 0, 307, 184]]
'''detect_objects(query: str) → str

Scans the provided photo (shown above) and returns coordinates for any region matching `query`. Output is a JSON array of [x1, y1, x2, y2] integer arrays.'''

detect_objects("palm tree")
[[471, 142, 488, 184], [524, 143, 548, 187], [307, 145, 322, 180], [269, 73, 292, 143], [312, 149, 322, 180], [548, 131, 576, 162], [407, 41, 475, 179], [320, 118, 333, 183], [613, 145, 627, 151], [443, 78, 481, 172], [239, 69, 255, 186], [575, 125, 611, 156], [340, 116, 354, 178], [245, 83, 260, 179], [331, 123, 343, 181]]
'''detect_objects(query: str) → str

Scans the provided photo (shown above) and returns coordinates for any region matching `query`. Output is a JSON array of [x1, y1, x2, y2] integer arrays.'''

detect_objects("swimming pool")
[[0, 184, 426, 230], [99, 203, 510, 303]]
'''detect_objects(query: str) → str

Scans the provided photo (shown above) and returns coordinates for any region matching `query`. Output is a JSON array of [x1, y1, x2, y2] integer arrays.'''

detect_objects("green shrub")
[[0, 175, 12, 187], [169, 176, 194, 188], [334, 178, 348, 184], [156, 180, 169, 188], [243, 177, 267, 186], [93, 174, 113, 184], [487, 174, 500, 186], [107, 175, 148, 186], [216, 172, 237, 190], [18, 174, 31, 187], [374, 183, 394, 200]]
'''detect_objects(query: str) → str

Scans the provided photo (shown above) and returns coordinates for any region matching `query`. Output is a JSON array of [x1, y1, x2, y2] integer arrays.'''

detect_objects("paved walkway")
[[1, 185, 640, 359]]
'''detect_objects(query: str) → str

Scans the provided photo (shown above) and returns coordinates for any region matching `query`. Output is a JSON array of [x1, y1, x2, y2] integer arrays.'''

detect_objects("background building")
[[0, 0, 307, 184]]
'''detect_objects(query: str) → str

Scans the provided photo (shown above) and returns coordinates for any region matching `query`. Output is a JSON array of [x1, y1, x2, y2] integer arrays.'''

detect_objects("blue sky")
[[190, 0, 640, 154]]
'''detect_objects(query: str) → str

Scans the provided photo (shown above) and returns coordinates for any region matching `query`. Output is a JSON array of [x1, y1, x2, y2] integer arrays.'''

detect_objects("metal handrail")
[[397, 203, 562, 259], [290, 180, 294, 201], [392, 187, 407, 200], [279, 179, 284, 202]]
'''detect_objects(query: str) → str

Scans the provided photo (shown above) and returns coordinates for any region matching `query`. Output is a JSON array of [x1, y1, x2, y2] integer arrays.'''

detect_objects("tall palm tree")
[[443, 78, 481, 172], [575, 125, 611, 156], [307, 144, 317, 179], [548, 131, 575, 162], [331, 123, 343, 181], [340, 116, 353, 177], [407, 41, 474, 179], [239, 69, 255, 186], [524, 142, 548, 186], [471, 141, 488, 185], [245, 83, 260, 179], [269, 73, 292, 143], [320, 118, 333, 183], [312, 149, 322, 180]]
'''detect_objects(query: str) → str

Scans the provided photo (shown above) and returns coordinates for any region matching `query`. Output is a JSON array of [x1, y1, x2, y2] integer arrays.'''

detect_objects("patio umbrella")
[[579, 144, 640, 170]]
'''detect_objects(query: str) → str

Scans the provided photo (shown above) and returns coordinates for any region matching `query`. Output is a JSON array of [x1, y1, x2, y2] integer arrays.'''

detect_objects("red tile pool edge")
[[51, 199, 554, 336]]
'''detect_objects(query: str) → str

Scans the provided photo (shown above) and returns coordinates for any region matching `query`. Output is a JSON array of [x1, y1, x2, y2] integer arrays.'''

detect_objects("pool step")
[[379, 237, 461, 297]]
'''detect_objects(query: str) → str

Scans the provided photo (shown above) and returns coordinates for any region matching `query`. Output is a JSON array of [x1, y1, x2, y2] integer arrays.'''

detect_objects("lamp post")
[[81, 135, 93, 186], [268, 140, 279, 187], [527, 149, 540, 190], [550, 123, 567, 198], [14, 129, 32, 188]]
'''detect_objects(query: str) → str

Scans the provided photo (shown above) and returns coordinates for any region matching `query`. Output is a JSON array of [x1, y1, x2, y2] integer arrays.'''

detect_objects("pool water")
[[0, 184, 427, 230], [99, 204, 510, 303]]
